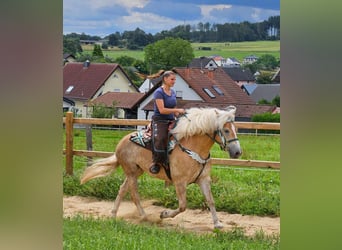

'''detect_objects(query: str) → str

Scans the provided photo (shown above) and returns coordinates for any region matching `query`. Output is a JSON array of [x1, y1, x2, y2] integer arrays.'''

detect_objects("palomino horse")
[[80, 106, 242, 229]]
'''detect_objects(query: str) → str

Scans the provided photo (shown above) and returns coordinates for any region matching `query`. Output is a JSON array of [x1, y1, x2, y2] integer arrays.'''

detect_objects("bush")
[[251, 112, 280, 134], [252, 112, 280, 123]]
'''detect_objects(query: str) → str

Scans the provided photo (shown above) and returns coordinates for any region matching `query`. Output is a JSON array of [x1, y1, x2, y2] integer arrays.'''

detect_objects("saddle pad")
[[130, 130, 152, 148]]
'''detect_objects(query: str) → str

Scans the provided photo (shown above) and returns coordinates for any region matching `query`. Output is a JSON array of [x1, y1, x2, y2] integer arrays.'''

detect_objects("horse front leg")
[[198, 178, 223, 229], [160, 182, 187, 219]]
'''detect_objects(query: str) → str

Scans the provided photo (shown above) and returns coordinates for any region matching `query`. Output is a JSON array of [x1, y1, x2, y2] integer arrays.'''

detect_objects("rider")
[[149, 70, 185, 174]]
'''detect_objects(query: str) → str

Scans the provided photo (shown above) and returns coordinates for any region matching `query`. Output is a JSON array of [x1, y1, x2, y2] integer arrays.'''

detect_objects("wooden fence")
[[63, 112, 280, 175]]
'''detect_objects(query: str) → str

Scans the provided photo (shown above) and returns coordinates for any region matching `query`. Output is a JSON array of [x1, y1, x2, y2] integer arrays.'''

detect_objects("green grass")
[[63, 128, 280, 216], [63, 128, 280, 248], [81, 40, 280, 63], [192, 41, 280, 62], [64, 216, 279, 250]]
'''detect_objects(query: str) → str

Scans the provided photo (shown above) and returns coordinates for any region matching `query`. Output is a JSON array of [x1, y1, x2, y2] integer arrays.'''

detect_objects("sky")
[[63, 0, 280, 38]]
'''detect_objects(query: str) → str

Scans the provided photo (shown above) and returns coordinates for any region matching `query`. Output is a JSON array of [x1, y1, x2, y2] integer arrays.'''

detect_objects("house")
[[139, 76, 161, 93], [136, 67, 275, 123], [138, 70, 166, 93], [242, 55, 258, 64], [222, 57, 241, 67], [188, 57, 218, 70], [241, 83, 257, 95], [79, 39, 108, 46], [208, 55, 225, 67], [139, 57, 218, 93], [63, 97, 75, 113], [63, 61, 139, 117], [222, 67, 255, 87], [91, 92, 145, 119], [247, 84, 280, 103], [271, 68, 280, 83], [63, 53, 76, 64]]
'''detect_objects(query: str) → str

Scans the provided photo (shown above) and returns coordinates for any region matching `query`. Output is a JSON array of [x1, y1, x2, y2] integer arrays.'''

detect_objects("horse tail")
[[80, 154, 119, 184]]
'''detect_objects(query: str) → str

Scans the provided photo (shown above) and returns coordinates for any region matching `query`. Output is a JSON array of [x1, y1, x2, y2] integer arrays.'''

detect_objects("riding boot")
[[150, 118, 169, 174]]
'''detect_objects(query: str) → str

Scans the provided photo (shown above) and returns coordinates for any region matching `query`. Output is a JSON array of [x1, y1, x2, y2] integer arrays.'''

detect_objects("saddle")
[[129, 122, 177, 180], [129, 122, 177, 152]]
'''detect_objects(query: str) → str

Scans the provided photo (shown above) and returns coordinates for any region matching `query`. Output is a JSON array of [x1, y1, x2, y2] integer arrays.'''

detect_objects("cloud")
[[63, 0, 280, 36], [134, 1, 202, 20], [201, 5, 279, 23]]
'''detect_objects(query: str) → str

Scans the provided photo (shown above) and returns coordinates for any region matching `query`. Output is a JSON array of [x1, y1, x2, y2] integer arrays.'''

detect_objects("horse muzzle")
[[227, 140, 242, 159]]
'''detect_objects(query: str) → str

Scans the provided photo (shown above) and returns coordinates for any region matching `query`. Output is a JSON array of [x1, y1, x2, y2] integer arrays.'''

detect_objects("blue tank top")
[[153, 87, 177, 120]]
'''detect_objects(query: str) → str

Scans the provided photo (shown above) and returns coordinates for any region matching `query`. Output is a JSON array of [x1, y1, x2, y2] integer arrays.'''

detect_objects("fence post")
[[85, 124, 93, 166], [65, 112, 74, 175]]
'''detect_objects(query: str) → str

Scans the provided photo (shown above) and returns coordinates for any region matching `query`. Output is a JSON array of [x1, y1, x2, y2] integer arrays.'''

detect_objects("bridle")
[[206, 121, 239, 151]]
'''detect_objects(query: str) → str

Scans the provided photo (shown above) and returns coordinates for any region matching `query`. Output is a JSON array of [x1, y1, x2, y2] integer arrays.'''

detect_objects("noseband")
[[208, 123, 239, 151]]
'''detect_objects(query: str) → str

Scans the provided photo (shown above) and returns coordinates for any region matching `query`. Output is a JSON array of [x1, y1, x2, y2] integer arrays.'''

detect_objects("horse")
[[80, 105, 242, 229]]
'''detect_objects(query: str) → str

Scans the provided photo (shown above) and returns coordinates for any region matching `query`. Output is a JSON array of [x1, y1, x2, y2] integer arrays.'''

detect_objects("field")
[[63, 128, 280, 249], [81, 40, 280, 62]]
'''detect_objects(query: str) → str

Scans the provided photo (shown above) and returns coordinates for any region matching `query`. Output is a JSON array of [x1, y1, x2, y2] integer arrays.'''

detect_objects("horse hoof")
[[214, 222, 224, 229], [160, 210, 168, 219]]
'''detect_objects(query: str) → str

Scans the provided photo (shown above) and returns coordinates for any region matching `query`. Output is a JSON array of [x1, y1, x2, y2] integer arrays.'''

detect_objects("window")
[[213, 85, 224, 95], [65, 85, 74, 94], [203, 88, 215, 98]]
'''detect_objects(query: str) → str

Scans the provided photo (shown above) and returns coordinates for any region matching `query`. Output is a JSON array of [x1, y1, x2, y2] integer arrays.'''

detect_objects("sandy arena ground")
[[63, 195, 280, 236]]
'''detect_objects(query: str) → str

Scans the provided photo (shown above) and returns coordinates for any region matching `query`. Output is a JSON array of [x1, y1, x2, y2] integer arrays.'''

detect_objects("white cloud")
[[120, 12, 184, 33], [200, 4, 233, 19], [63, 0, 280, 36]]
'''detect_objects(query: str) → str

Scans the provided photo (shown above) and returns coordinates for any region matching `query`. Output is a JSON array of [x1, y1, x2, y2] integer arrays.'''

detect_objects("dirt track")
[[63, 196, 279, 236]]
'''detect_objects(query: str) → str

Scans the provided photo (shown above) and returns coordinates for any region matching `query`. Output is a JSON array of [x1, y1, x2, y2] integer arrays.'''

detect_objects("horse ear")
[[226, 105, 236, 113]]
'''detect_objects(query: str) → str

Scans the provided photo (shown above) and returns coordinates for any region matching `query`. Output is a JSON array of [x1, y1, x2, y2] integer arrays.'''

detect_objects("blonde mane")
[[171, 106, 236, 140]]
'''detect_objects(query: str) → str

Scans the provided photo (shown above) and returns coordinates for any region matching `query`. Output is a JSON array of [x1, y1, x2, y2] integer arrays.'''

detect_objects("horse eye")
[[224, 129, 230, 134]]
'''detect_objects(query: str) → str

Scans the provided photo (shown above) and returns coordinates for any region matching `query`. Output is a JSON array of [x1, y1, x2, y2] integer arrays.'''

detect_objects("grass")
[[81, 40, 280, 63], [63, 128, 280, 248], [63, 216, 279, 250], [63, 128, 280, 216]]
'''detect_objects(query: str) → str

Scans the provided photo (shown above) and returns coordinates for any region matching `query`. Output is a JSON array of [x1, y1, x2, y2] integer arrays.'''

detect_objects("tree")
[[115, 55, 136, 66], [107, 32, 120, 46], [92, 44, 104, 58], [144, 37, 194, 72], [256, 54, 279, 70], [91, 102, 116, 118], [256, 72, 273, 84], [272, 95, 280, 107], [63, 36, 82, 55]]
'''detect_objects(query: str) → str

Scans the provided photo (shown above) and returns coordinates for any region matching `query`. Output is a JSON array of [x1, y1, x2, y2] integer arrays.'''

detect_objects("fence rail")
[[63, 112, 280, 175]]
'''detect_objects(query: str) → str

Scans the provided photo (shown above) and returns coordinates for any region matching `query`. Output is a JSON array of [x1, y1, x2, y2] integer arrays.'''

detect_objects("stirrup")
[[149, 163, 160, 174]]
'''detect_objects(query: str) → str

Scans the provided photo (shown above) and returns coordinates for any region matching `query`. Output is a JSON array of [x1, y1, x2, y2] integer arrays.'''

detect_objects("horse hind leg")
[[198, 179, 223, 229], [127, 176, 146, 218], [112, 177, 129, 217], [112, 175, 146, 219], [160, 182, 187, 219]]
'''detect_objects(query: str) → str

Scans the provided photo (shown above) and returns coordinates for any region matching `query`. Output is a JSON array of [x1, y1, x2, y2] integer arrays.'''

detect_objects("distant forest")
[[64, 16, 279, 50]]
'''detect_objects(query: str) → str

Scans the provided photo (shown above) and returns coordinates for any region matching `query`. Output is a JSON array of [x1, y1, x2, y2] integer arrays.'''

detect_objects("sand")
[[63, 195, 279, 236]]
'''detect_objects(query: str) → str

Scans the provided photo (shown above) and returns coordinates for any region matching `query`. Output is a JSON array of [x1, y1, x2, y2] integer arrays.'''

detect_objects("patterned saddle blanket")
[[130, 129, 153, 150], [129, 126, 176, 153]]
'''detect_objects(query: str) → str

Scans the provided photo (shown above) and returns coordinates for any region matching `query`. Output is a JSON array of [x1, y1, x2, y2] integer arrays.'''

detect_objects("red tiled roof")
[[91, 92, 145, 109], [174, 67, 255, 105], [63, 62, 121, 100], [143, 100, 276, 118], [139, 67, 274, 119]]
